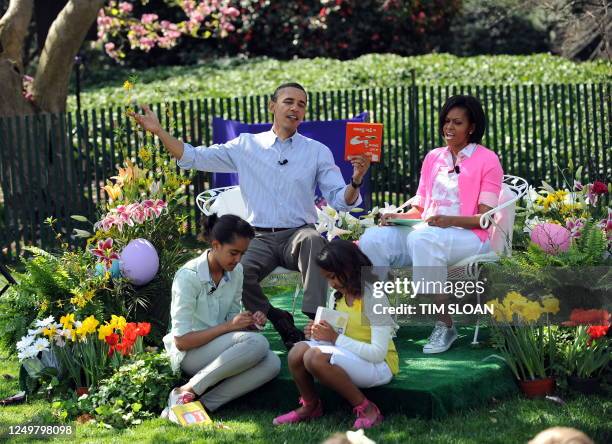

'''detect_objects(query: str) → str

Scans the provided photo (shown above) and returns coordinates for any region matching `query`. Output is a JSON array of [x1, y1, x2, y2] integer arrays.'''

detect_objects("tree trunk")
[[0, 0, 35, 117], [31, 0, 105, 113]]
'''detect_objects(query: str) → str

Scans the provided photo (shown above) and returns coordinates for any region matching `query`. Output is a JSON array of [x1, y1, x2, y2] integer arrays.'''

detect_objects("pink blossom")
[[573, 180, 583, 191], [565, 217, 585, 238], [90, 238, 119, 268], [140, 13, 159, 25], [191, 12, 204, 23], [224, 7, 240, 18], [118, 2, 133, 14]]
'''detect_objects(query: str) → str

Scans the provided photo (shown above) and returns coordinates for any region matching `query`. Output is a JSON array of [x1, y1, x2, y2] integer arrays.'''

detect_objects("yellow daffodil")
[[81, 315, 99, 335], [110, 315, 127, 331], [60, 313, 75, 329], [98, 323, 114, 341], [541, 296, 560, 315], [488, 298, 513, 323], [520, 301, 544, 323], [42, 326, 57, 338], [123, 80, 134, 91]]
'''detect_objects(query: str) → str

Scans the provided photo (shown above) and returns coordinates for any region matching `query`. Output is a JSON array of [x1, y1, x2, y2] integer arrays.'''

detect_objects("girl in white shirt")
[[273, 240, 399, 429]]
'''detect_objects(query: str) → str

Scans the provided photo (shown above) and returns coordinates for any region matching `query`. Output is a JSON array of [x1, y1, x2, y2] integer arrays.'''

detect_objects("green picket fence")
[[0, 81, 610, 259]]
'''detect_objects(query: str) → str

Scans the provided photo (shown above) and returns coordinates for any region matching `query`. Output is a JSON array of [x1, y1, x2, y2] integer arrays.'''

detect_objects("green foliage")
[[558, 326, 611, 378], [52, 352, 179, 429], [450, 0, 551, 56], [70, 54, 611, 110], [508, 221, 608, 271]]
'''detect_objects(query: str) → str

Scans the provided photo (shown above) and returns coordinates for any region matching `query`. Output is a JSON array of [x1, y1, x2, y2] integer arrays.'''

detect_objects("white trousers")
[[304, 340, 393, 388], [359, 223, 490, 293]]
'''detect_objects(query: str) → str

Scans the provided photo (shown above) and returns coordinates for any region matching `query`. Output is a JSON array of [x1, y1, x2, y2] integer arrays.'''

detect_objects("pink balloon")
[[120, 238, 159, 286], [530, 223, 571, 254]]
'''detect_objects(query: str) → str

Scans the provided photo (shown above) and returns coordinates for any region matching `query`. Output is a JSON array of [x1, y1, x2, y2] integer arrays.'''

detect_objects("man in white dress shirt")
[[131, 83, 371, 349]]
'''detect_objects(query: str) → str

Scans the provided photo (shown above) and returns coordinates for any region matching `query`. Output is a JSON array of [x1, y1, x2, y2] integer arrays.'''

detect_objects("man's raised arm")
[[129, 105, 184, 160]]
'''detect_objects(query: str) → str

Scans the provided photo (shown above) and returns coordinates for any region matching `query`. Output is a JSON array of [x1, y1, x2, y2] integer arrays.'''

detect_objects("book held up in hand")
[[170, 401, 212, 426], [315, 306, 349, 335], [344, 122, 384, 162]]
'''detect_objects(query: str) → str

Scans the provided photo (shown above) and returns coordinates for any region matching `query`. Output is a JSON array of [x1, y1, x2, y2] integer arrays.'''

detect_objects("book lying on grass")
[[171, 401, 212, 426], [315, 306, 349, 335], [345, 122, 384, 162]]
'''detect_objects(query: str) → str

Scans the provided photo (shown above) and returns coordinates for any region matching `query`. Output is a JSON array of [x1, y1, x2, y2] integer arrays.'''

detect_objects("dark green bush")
[[449, 0, 551, 55]]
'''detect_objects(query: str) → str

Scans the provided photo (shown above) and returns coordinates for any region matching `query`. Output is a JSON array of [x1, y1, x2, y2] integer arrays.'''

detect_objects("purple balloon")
[[120, 238, 159, 286]]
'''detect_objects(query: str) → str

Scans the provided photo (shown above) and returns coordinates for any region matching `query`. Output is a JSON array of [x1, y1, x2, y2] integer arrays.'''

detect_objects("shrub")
[[449, 0, 551, 55]]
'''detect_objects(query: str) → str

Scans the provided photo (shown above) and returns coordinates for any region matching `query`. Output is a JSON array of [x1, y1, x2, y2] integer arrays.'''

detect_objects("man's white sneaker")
[[423, 321, 458, 354], [166, 388, 196, 423]]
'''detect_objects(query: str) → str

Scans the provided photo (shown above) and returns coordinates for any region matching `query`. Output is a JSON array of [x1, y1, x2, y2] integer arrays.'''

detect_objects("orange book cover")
[[344, 122, 383, 162]]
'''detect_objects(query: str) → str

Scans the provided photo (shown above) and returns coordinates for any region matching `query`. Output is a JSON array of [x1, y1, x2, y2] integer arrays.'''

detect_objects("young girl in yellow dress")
[[273, 239, 399, 429]]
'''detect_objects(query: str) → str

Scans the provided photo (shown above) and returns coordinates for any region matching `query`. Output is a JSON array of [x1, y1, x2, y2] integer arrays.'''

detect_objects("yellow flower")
[[123, 80, 134, 91], [488, 298, 512, 323], [520, 301, 544, 323], [42, 326, 57, 338], [60, 313, 75, 329], [138, 147, 152, 162], [103, 181, 123, 201], [98, 323, 114, 340], [541, 296, 560, 315], [81, 315, 99, 335], [110, 315, 127, 331], [503, 291, 527, 314]]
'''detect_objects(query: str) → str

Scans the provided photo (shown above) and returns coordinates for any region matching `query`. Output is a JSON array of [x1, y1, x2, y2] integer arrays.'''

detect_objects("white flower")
[[324, 226, 352, 242], [378, 202, 400, 215], [16, 335, 35, 352], [32, 337, 50, 353], [54, 336, 66, 347], [360, 217, 376, 228], [35, 316, 55, 328], [18, 345, 38, 361], [27, 327, 42, 336], [150, 180, 161, 195], [344, 212, 359, 225]]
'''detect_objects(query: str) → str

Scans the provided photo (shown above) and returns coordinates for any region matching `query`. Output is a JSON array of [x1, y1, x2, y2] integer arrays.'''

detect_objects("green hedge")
[[70, 54, 610, 110]]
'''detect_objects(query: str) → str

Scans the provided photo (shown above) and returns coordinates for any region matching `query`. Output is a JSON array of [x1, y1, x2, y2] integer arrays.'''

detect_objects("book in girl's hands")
[[315, 306, 349, 335], [345, 122, 384, 162], [170, 401, 212, 426]]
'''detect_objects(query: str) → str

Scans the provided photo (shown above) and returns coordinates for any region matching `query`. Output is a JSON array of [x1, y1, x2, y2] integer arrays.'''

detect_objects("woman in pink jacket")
[[359, 95, 503, 354]]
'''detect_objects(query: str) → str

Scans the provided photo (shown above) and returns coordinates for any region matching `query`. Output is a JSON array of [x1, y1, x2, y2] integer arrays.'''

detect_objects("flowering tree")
[[97, 0, 244, 61], [0, 0, 244, 116]]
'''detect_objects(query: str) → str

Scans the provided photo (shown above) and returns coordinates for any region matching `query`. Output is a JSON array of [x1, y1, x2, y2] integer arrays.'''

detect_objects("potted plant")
[[486, 291, 561, 398], [560, 309, 611, 394]]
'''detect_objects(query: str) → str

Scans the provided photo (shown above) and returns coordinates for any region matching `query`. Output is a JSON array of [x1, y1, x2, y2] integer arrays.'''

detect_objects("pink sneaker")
[[167, 388, 196, 424], [272, 397, 323, 425], [353, 398, 383, 429]]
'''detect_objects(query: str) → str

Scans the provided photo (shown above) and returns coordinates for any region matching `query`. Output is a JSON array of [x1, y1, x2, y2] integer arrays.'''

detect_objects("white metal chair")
[[388, 174, 529, 343], [196, 186, 304, 315]]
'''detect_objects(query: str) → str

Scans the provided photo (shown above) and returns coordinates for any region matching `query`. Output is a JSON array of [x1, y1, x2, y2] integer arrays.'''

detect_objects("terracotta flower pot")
[[75, 387, 89, 397], [567, 376, 601, 395], [518, 377, 556, 398]]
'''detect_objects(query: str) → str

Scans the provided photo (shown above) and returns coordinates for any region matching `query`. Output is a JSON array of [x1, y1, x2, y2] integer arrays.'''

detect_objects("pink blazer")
[[410, 145, 504, 242]]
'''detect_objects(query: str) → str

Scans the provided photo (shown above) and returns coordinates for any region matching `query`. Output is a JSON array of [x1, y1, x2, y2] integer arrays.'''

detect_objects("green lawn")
[[70, 53, 611, 110], [1, 356, 611, 443]]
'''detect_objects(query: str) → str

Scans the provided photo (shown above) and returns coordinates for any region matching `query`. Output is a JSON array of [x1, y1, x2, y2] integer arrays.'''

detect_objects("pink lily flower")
[[90, 238, 119, 268]]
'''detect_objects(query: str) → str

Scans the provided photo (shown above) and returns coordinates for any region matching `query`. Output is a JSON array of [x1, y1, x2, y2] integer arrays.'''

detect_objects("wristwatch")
[[350, 178, 363, 188]]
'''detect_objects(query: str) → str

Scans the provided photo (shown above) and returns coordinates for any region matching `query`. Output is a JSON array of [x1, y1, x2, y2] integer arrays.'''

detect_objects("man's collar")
[[197, 250, 231, 284], [260, 129, 300, 148]]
